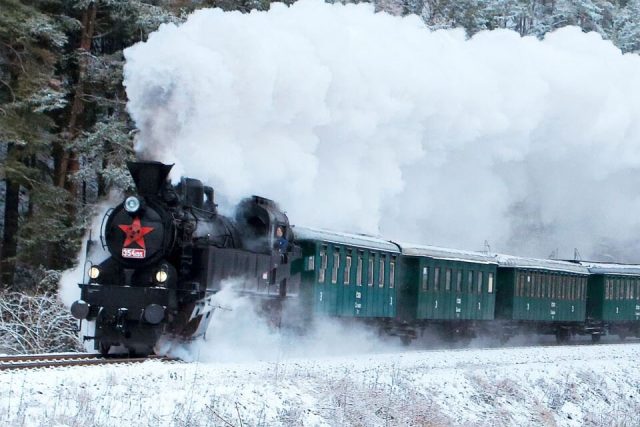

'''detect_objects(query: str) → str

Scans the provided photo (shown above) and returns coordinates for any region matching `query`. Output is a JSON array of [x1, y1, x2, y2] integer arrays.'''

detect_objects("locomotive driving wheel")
[[99, 342, 111, 357]]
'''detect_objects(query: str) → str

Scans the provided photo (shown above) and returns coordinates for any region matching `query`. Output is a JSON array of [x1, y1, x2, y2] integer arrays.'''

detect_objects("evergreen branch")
[[2, 41, 26, 74], [0, 78, 16, 102]]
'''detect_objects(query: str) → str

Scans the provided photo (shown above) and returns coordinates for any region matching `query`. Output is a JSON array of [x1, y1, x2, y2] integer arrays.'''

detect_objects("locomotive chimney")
[[127, 161, 173, 195]]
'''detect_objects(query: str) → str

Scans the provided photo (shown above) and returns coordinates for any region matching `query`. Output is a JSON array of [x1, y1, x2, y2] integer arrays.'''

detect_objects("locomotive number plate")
[[122, 248, 146, 259]]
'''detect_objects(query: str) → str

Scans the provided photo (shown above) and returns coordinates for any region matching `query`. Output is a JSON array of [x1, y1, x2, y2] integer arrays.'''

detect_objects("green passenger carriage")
[[395, 244, 497, 340], [288, 226, 640, 345], [494, 255, 590, 342], [292, 226, 401, 321], [581, 262, 640, 340]]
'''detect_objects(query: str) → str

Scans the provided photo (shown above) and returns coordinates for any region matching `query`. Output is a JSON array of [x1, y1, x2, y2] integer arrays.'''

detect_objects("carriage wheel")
[[555, 329, 570, 344]]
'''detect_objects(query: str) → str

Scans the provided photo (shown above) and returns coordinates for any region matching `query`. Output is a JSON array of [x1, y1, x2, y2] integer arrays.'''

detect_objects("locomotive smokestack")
[[127, 161, 173, 195]]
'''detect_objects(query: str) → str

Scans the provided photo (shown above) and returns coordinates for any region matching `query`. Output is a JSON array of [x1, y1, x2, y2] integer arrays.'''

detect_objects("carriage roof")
[[496, 254, 589, 274], [292, 226, 400, 253], [579, 261, 640, 276]]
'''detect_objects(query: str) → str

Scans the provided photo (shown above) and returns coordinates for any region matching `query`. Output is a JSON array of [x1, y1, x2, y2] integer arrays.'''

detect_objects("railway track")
[[0, 353, 175, 371]]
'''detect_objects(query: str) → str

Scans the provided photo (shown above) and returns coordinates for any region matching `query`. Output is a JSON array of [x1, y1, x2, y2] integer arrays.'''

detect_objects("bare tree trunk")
[[55, 2, 98, 191], [1, 177, 20, 288]]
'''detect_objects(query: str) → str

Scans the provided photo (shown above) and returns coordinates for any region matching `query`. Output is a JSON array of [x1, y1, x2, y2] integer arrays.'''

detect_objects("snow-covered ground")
[[1, 342, 639, 427]]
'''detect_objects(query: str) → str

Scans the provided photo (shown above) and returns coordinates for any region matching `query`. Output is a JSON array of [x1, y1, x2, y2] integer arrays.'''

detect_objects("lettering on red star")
[[118, 217, 154, 259]]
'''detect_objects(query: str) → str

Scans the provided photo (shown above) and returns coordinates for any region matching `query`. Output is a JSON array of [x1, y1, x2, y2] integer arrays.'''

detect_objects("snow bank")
[[2, 343, 639, 426]]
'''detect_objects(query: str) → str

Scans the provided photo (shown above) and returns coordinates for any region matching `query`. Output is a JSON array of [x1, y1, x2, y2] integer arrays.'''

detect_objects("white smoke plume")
[[58, 193, 122, 308], [59, 194, 122, 352], [124, 0, 640, 261], [157, 278, 400, 362]]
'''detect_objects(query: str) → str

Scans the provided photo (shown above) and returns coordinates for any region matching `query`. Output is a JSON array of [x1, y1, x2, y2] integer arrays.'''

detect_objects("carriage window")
[[532, 279, 536, 298], [543, 274, 548, 298], [434, 268, 441, 291], [379, 257, 385, 288], [389, 260, 395, 289], [570, 278, 575, 300], [559, 278, 564, 300], [617, 280, 623, 299], [319, 247, 328, 283], [488, 273, 494, 293], [617, 280, 622, 300], [421, 267, 429, 291], [445, 269, 452, 291], [331, 249, 340, 284], [608, 279, 613, 300], [530, 274, 535, 297], [468, 271, 474, 293], [306, 256, 315, 271], [527, 274, 536, 298], [344, 255, 352, 285], [554, 277, 567, 299], [605, 279, 610, 300], [620, 279, 625, 299], [619, 280, 623, 299], [609, 279, 614, 300], [367, 255, 374, 287], [356, 253, 363, 286], [477, 272, 483, 294], [630, 280, 634, 299], [625, 280, 630, 299], [581, 280, 586, 300], [456, 270, 462, 292]]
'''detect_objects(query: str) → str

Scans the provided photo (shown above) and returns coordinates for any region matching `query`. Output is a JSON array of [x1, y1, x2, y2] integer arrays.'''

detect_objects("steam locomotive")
[[70, 161, 298, 356], [71, 160, 640, 356]]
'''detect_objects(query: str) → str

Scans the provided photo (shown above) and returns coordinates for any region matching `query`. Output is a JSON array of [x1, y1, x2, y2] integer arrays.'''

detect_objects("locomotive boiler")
[[70, 161, 297, 356]]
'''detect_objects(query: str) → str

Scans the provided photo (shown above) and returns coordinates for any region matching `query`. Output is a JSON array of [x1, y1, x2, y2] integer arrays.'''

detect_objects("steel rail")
[[0, 353, 174, 371]]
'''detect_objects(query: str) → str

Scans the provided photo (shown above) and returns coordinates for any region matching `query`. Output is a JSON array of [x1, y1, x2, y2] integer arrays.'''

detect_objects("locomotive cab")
[[235, 195, 292, 254]]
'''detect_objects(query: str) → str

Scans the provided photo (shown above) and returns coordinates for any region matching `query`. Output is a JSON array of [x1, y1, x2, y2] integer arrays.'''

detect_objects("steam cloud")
[[124, 0, 640, 261], [157, 278, 399, 362]]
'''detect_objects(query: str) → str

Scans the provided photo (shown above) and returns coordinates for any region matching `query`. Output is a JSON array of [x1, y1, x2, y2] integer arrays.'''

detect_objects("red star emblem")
[[118, 217, 154, 249]]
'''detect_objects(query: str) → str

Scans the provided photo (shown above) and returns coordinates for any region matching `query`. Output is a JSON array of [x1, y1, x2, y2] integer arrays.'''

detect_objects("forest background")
[[1, 0, 639, 352]]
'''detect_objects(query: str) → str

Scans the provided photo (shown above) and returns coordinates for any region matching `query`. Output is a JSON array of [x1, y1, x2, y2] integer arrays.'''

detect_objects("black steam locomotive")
[[71, 161, 297, 355]]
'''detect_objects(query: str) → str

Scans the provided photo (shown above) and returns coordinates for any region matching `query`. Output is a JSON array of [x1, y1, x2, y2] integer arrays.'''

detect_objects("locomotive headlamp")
[[88, 266, 100, 280], [124, 196, 141, 213], [155, 269, 168, 283]]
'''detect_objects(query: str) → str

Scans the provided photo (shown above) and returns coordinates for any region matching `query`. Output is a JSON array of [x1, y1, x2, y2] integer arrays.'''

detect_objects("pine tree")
[[0, 0, 69, 287]]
